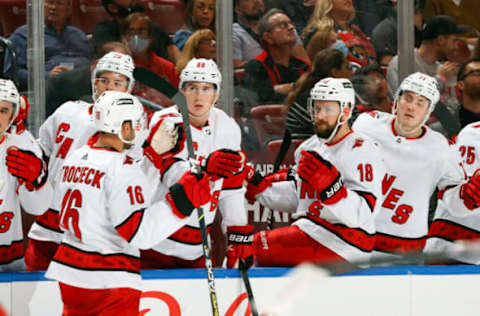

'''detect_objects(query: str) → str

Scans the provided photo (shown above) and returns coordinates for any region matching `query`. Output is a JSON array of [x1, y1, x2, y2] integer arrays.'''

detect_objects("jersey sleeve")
[[108, 159, 190, 250], [217, 119, 247, 226], [257, 181, 299, 212], [436, 138, 472, 217], [38, 111, 57, 157], [16, 133, 53, 215]]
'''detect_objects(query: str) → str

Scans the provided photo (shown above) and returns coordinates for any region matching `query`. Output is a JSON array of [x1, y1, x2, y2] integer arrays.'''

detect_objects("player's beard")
[[314, 121, 335, 139]]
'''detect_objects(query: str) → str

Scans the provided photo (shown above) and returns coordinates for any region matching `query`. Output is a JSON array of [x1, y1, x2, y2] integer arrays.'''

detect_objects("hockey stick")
[[134, 67, 220, 316], [239, 260, 259, 316]]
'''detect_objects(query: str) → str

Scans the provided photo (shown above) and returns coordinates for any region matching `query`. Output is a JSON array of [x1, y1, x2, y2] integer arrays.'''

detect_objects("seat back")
[[142, 0, 185, 34], [266, 138, 304, 167], [71, 0, 110, 34], [250, 104, 286, 148], [0, 0, 26, 37]]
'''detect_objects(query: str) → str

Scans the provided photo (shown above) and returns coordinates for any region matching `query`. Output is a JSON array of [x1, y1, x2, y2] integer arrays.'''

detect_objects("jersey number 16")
[[59, 189, 83, 240]]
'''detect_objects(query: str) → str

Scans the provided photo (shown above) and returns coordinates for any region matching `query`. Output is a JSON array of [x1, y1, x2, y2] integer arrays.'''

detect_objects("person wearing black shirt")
[[456, 59, 480, 128], [243, 9, 310, 105]]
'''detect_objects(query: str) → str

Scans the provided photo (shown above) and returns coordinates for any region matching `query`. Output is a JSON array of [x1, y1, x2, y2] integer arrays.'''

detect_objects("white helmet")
[[179, 58, 222, 91], [0, 79, 20, 124], [393, 72, 440, 114], [93, 91, 145, 145], [308, 77, 356, 142], [92, 52, 135, 101]]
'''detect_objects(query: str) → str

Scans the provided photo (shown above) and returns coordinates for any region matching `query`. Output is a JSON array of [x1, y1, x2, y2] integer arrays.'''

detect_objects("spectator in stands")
[[372, 0, 424, 67], [45, 42, 130, 116], [174, 0, 215, 51], [456, 59, 480, 128], [121, 13, 179, 88], [4, 0, 92, 90], [423, 0, 479, 45], [352, 0, 378, 37], [284, 48, 352, 139], [386, 15, 469, 111], [176, 29, 216, 73], [304, 24, 349, 61], [93, 0, 180, 64], [352, 63, 392, 118], [302, 0, 377, 67], [233, 0, 266, 68], [243, 9, 311, 104], [275, 0, 314, 36], [233, 0, 310, 68]]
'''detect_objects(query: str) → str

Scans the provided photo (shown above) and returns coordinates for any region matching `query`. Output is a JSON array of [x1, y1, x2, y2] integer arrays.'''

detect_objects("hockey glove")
[[143, 116, 185, 170], [166, 171, 212, 219], [244, 165, 295, 204], [201, 148, 245, 179], [226, 225, 255, 269], [297, 150, 347, 205], [6, 148, 48, 188], [460, 169, 480, 210]]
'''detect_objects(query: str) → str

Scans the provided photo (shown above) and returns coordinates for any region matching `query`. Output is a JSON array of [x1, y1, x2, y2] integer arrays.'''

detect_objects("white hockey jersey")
[[353, 111, 467, 254], [0, 132, 53, 271], [29, 100, 146, 245], [29, 101, 96, 244], [46, 145, 193, 290], [257, 130, 385, 262], [425, 122, 480, 264], [146, 106, 247, 260]]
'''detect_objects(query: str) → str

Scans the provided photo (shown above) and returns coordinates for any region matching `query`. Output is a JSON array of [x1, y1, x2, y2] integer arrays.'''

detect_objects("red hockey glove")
[[244, 164, 271, 204], [201, 148, 245, 179], [297, 150, 347, 205], [460, 169, 480, 210], [166, 171, 212, 219], [143, 116, 185, 170], [226, 225, 254, 269], [244, 165, 295, 204], [6, 148, 48, 188]]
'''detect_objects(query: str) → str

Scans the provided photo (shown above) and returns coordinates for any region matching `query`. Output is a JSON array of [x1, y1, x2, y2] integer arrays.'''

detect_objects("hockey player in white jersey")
[[0, 79, 52, 271], [141, 58, 253, 269], [245, 78, 385, 266], [425, 122, 480, 263], [46, 91, 212, 315], [353, 72, 480, 257], [26, 51, 137, 271]]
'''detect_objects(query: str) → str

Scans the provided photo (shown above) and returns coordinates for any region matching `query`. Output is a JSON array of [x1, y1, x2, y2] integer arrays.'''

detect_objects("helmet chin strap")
[[318, 112, 348, 144]]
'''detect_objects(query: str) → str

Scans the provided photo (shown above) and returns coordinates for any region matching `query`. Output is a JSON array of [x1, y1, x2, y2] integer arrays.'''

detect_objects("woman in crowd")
[[303, 0, 376, 67], [176, 29, 216, 73], [173, 0, 216, 50]]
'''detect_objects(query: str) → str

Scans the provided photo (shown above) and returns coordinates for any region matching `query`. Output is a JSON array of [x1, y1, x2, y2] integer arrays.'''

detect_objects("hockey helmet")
[[394, 72, 440, 114], [92, 52, 135, 101], [93, 91, 145, 144], [0, 79, 20, 123], [308, 77, 356, 142], [179, 58, 222, 91]]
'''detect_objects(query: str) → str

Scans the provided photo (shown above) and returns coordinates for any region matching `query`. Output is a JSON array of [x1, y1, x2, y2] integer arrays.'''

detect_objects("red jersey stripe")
[[53, 243, 140, 273]]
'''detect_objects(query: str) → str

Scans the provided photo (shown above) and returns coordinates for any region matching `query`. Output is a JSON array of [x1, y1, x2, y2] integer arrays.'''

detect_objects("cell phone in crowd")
[[59, 62, 74, 70]]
